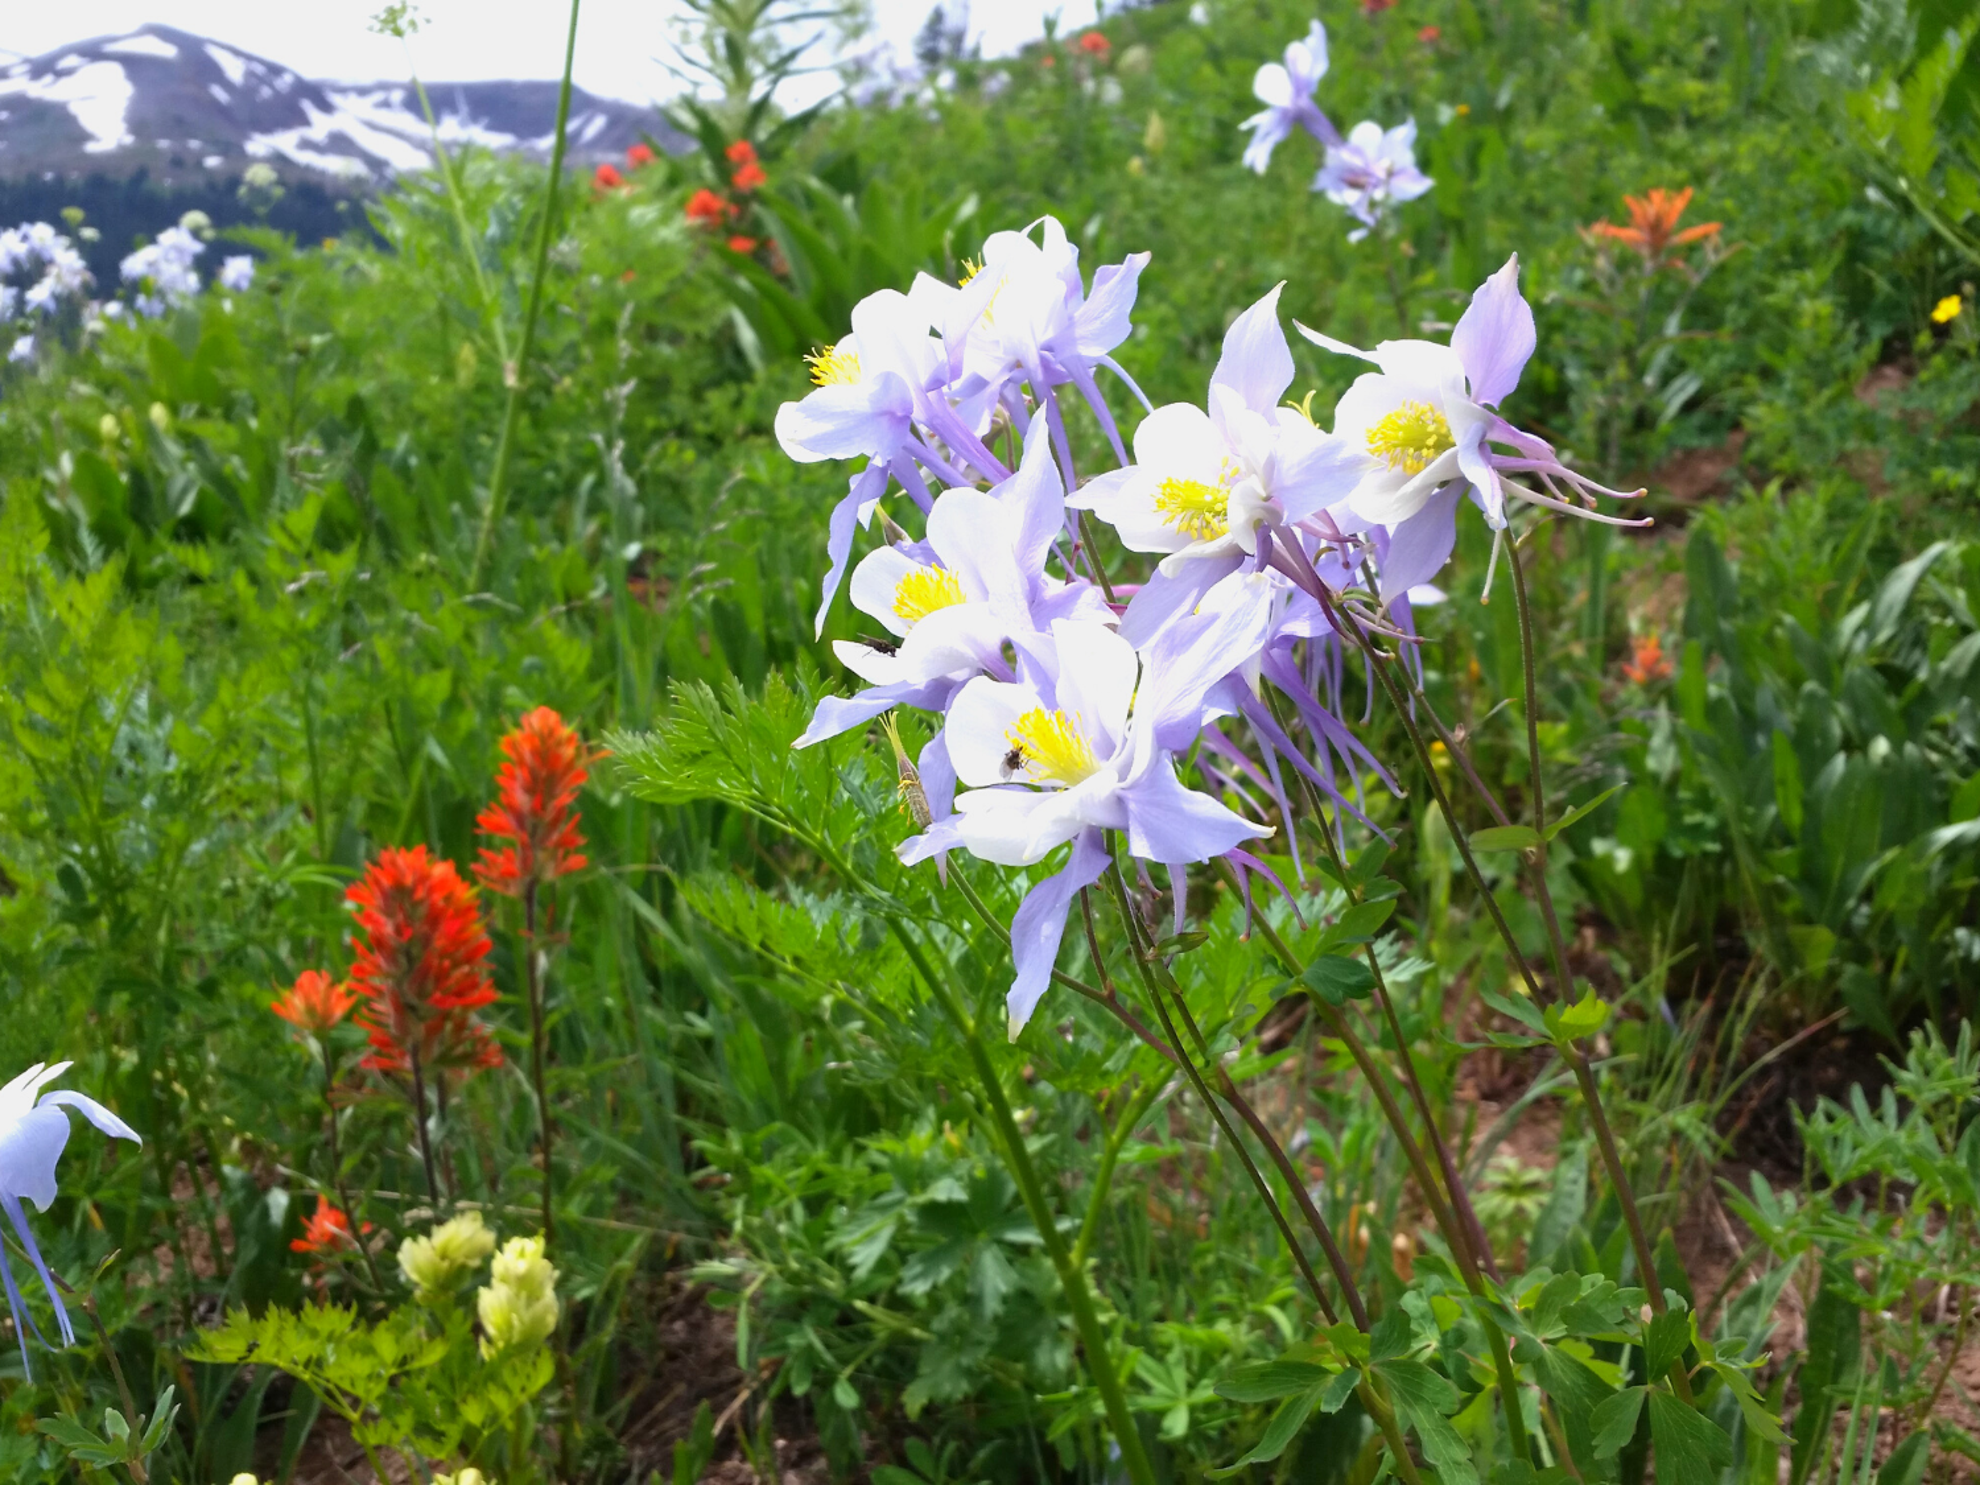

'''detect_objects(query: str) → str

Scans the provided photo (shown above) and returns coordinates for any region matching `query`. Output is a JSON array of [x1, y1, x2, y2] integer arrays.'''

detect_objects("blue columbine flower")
[[1315, 119, 1435, 242], [901, 615, 1270, 1035], [0, 1062, 141, 1378], [1297, 255, 1647, 602], [1241, 23, 1340, 173]]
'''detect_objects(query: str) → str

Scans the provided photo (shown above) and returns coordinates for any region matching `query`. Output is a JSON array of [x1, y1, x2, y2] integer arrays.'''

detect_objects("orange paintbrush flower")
[[474, 707, 597, 898], [1589, 187, 1720, 265], [271, 970, 356, 1037], [347, 846, 500, 1076], [685, 187, 730, 227], [730, 159, 767, 193], [291, 1194, 371, 1257], [1621, 632, 1674, 686], [626, 142, 656, 169], [593, 162, 626, 192], [724, 139, 758, 167]]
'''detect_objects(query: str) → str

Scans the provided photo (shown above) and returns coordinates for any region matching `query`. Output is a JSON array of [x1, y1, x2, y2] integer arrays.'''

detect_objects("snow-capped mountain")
[[0, 24, 679, 185]]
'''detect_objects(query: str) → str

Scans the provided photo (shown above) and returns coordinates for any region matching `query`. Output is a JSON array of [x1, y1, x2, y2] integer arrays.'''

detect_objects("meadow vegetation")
[[0, 0, 1978, 1481]]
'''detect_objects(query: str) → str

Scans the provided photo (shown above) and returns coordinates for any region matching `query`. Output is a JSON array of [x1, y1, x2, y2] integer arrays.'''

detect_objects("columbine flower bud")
[[398, 1208, 496, 1301], [477, 1235, 559, 1357]]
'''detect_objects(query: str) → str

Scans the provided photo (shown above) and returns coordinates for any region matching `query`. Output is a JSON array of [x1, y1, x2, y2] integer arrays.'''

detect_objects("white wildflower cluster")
[[1, 222, 95, 365], [120, 226, 207, 319]]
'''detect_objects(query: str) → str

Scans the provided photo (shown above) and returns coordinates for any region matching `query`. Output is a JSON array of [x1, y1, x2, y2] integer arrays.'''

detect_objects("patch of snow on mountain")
[[0, 60, 135, 152], [325, 87, 525, 152], [247, 96, 432, 178], [203, 42, 247, 87]]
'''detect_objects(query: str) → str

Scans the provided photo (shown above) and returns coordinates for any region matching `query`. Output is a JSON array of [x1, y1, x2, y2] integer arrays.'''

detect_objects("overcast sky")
[[1, 0, 1094, 106]]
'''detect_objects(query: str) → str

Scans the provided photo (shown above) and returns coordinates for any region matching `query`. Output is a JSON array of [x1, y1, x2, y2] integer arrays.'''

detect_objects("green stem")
[[408, 1043, 442, 1209], [1072, 1079, 1163, 1270], [409, 74, 512, 365], [1500, 536, 1676, 1357], [525, 881, 554, 1248], [466, 0, 582, 588], [876, 913, 1157, 1485], [1102, 863, 1363, 1328], [1238, 881, 1532, 1463]]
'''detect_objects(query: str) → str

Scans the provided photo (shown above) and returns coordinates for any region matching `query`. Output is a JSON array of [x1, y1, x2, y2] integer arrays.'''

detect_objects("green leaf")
[[1301, 953, 1375, 1005], [1480, 986, 1551, 1037], [1153, 929, 1208, 955], [1590, 1386, 1646, 1459], [1209, 1384, 1322, 1474], [1374, 1358, 1476, 1485], [1877, 1431, 1930, 1485], [1215, 1360, 1330, 1404], [1471, 824, 1541, 852], [1335, 898, 1397, 943], [1644, 1307, 1692, 1380], [1370, 1307, 1414, 1362], [137, 1388, 179, 1454], [1648, 1388, 1733, 1484], [1319, 1366, 1361, 1414], [1546, 990, 1611, 1042], [1545, 784, 1627, 841], [35, 1416, 110, 1452]]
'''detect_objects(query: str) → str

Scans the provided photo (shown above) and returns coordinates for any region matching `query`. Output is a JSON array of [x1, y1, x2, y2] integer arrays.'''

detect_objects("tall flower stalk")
[[271, 971, 385, 1291], [346, 846, 500, 1207], [476, 706, 595, 1247]]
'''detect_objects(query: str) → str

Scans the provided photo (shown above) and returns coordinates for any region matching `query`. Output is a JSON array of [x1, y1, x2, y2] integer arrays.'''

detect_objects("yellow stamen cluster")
[[1152, 462, 1236, 541], [1006, 708, 1099, 785], [892, 564, 966, 625], [804, 343, 861, 387], [1366, 401, 1455, 474]]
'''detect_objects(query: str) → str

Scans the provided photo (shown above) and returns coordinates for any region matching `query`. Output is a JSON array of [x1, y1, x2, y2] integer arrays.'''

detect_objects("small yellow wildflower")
[[1932, 294, 1963, 325], [477, 1235, 560, 1357], [399, 1208, 496, 1302]]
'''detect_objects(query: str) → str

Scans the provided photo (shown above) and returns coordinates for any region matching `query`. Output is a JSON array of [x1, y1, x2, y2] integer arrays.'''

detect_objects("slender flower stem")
[[321, 1044, 386, 1294], [524, 881, 555, 1247], [407, 1044, 442, 1209], [1283, 766, 1506, 1284], [466, 0, 582, 587], [1077, 513, 1120, 606], [1504, 533, 1580, 1007], [897, 928, 1158, 1485], [1072, 1078, 1164, 1270], [797, 837, 1149, 1485], [1102, 863, 1363, 1328], [1236, 880, 1532, 1462], [949, 870, 1177, 1065], [1499, 534, 1679, 1360], [1100, 866, 1432, 1483]]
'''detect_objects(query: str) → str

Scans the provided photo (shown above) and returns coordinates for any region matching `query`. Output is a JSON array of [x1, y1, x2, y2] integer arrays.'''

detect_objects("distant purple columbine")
[[1315, 120, 1434, 242], [1240, 22, 1339, 174]]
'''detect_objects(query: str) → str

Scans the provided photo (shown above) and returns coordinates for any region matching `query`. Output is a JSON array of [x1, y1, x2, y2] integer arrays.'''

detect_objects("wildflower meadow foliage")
[[751, 211, 1780, 1481], [3, 0, 1979, 1481]]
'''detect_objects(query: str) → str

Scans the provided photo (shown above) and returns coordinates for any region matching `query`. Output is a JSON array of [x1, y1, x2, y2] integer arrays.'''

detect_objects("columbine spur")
[[0, 1062, 141, 1376]]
